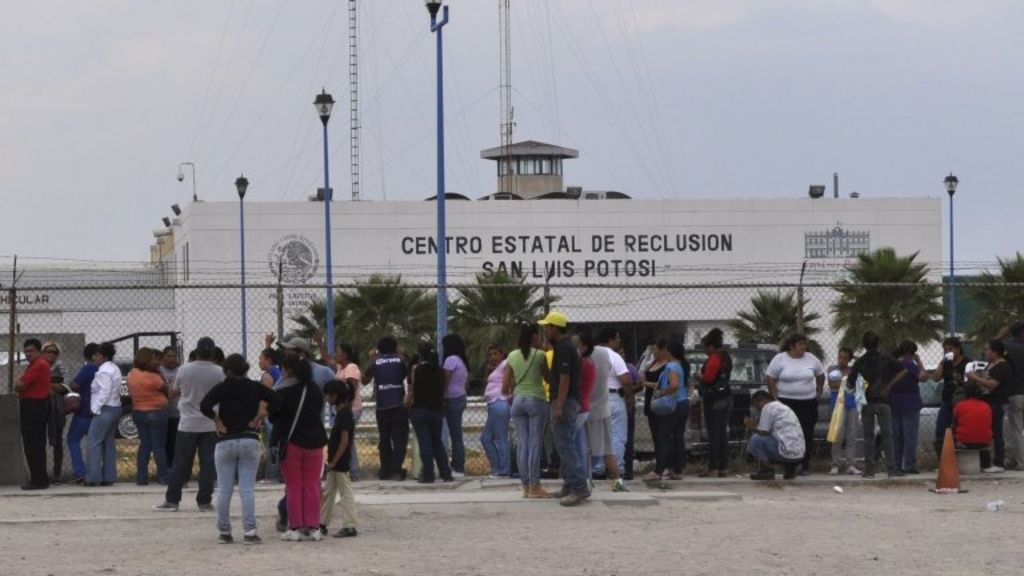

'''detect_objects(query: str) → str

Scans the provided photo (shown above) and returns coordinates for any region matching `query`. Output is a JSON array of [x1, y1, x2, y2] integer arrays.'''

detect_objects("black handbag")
[[272, 384, 307, 464]]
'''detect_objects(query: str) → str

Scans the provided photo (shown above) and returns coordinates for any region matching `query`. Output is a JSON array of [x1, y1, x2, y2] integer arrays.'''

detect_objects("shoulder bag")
[[272, 384, 308, 464]]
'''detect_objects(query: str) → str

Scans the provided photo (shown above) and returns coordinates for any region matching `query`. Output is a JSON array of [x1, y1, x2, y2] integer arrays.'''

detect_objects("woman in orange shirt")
[[128, 348, 170, 485]]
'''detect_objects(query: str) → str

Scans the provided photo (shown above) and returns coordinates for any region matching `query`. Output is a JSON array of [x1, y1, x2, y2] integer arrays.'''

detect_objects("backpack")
[[702, 351, 732, 400]]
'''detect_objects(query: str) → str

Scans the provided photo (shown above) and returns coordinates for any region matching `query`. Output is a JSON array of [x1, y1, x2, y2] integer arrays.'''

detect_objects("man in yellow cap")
[[538, 311, 589, 506]]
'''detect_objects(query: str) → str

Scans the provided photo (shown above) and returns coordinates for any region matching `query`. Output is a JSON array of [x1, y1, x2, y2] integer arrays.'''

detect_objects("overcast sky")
[[1, 0, 1021, 268]]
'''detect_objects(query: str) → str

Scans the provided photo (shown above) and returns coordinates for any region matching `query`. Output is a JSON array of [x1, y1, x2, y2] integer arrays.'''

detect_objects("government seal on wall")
[[268, 235, 320, 283]]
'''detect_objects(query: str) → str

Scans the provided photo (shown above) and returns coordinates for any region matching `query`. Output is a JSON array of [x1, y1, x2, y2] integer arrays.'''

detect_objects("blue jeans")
[[481, 401, 512, 476], [215, 438, 261, 535], [891, 405, 921, 471], [574, 411, 590, 477], [87, 406, 120, 483], [511, 395, 548, 486], [410, 408, 451, 482], [67, 415, 92, 479], [550, 397, 587, 494], [443, 395, 467, 473], [132, 409, 169, 484], [747, 434, 800, 465]]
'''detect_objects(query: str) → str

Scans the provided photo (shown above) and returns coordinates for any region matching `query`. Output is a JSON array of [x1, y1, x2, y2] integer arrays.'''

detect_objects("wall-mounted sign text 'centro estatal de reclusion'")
[[400, 233, 734, 279]]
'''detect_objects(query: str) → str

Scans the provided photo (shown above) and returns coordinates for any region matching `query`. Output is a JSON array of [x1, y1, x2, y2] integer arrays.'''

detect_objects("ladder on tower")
[[348, 0, 361, 202]]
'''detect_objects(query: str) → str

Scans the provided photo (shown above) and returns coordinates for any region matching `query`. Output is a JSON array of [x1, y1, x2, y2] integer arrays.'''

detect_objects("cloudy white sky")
[[1, 0, 1022, 266]]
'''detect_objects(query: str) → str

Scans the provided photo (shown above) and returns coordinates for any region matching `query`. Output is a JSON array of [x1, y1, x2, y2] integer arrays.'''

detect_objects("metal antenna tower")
[[348, 0, 361, 201], [499, 0, 515, 195]]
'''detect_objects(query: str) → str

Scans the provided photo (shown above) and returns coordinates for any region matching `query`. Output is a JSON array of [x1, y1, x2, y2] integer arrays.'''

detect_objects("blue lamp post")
[[944, 173, 959, 335], [426, 0, 450, 353], [235, 174, 250, 358], [315, 89, 337, 355]]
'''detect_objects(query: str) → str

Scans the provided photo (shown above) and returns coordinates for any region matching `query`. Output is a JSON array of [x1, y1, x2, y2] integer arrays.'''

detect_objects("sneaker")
[[527, 484, 553, 499], [559, 491, 586, 507], [152, 502, 178, 512], [549, 485, 570, 499], [309, 528, 323, 542], [829, 466, 840, 476], [319, 525, 328, 536], [612, 479, 629, 493], [451, 471, 465, 479], [218, 533, 234, 545], [333, 527, 358, 538], [197, 503, 215, 512], [280, 529, 304, 542], [847, 466, 862, 476], [243, 533, 262, 545], [982, 466, 1006, 474]]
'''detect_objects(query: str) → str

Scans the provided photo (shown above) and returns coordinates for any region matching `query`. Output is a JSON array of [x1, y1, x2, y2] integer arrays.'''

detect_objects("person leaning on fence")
[[200, 353, 280, 545], [41, 342, 67, 484], [848, 331, 905, 479], [67, 343, 99, 484], [153, 337, 224, 511], [319, 379, 359, 538], [766, 333, 825, 476], [407, 343, 454, 484], [699, 328, 733, 479], [967, 339, 1012, 474], [481, 344, 512, 478], [1000, 321, 1024, 470], [87, 342, 122, 487], [931, 337, 969, 458], [127, 347, 171, 485], [14, 338, 53, 490], [540, 311, 591, 506], [826, 348, 861, 476], [364, 336, 411, 481], [505, 323, 551, 499], [744, 390, 805, 480]]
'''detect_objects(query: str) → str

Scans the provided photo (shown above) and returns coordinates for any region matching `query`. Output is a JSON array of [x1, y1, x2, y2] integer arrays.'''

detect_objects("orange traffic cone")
[[932, 428, 966, 494]]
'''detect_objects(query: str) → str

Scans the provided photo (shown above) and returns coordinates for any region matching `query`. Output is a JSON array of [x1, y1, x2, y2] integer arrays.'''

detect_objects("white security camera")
[[176, 172, 185, 182]]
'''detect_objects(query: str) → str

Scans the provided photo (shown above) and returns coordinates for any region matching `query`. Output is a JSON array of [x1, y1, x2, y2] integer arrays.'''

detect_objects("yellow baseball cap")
[[537, 311, 568, 328]]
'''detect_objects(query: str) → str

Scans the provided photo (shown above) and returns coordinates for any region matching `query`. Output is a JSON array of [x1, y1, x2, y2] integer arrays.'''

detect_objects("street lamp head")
[[235, 174, 249, 199], [162, 217, 172, 228], [944, 173, 959, 196], [176, 171, 185, 182], [425, 0, 441, 18], [171, 204, 182, 216], [314, 89, 335, 125]]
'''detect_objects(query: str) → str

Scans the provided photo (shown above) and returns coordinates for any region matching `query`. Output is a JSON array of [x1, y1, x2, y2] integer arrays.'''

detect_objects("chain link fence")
[[2, 279, 1018, 479]]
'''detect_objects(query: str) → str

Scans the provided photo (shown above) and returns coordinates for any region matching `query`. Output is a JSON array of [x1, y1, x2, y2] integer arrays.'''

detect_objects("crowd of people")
[[12, 315, 1024, 539]]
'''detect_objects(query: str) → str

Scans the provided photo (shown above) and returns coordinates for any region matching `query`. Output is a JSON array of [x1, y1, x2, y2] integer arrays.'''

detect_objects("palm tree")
[[729, 289, 824, 358], [831, 248, 944, 351], [966, 253, 1024, 345], [450, 271, 556, 368], [290, 274, 435, 358]]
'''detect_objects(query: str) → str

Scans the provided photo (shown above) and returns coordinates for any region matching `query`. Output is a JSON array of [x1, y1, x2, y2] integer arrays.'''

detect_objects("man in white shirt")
[[596, 328, 631, 477], [743, 390, 805, 480], [586, 332, 628, 492], [87, 342, 122, 486]]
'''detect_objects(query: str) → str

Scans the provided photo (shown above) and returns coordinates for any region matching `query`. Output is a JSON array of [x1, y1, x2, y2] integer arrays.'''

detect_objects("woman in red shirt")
[[699, 328, 733, 478], [127, 348, 170, 485]]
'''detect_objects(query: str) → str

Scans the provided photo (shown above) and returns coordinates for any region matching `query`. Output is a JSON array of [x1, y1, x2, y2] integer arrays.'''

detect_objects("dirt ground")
[[1, 476, 1022, 576]]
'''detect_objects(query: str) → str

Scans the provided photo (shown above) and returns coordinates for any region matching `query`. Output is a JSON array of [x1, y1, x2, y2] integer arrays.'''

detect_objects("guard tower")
[[480, 140, 579, 200]]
